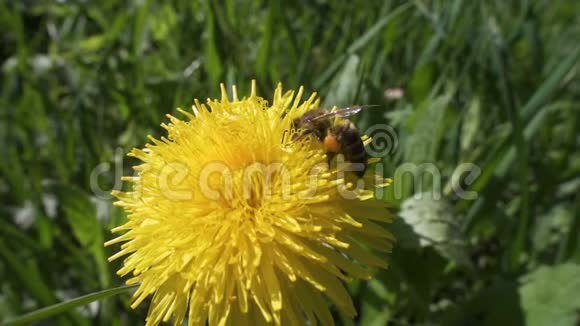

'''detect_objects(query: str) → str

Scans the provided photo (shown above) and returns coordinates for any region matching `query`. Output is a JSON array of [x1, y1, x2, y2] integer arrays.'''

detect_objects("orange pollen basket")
[[324, 134, 341, 152]]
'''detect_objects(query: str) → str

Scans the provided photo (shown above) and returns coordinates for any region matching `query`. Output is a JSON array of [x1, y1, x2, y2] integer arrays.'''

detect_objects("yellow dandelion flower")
[[106, 81, 395, 326]]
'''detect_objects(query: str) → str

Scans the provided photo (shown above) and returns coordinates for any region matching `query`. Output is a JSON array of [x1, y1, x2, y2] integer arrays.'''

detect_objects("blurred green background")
[[1, 1, 579, 325]]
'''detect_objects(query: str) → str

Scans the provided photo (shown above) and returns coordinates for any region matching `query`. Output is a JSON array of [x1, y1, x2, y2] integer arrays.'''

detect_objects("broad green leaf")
[[399, 194, 472, 268], [408, 64, 434, 102], [384, 246, 446, 316], [150, 5, 178, 41], [443, 279, 524, 326], [323, 54, 360, 107], [388, 218, 421, 249], [52, 184, 99, 248], [532, 205, 573, 256], [519, 264, 580, 326], [360, 279, 394, 326], [78, 35, 107, 52], [405, 91, 453, 163]]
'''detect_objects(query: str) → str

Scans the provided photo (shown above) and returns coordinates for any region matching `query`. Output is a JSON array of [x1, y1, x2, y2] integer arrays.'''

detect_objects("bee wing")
[[308, 105, 378, 122], [332, 106, 363, 117]]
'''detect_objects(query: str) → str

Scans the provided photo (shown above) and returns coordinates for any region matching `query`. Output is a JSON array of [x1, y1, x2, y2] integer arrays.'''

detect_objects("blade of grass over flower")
[[3, 285, 138, 326]]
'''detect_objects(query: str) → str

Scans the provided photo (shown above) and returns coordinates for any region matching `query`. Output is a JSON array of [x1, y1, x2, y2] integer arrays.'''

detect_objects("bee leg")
[[290, 129, 313, 142], [326, 151, 337, 165]]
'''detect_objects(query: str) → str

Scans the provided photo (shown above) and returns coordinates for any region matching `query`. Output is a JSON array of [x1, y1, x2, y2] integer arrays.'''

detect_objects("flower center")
[[245, 177, 264, 209]]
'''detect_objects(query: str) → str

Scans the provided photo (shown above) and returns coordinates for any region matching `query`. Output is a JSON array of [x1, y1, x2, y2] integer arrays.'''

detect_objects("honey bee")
[[292, 106, 369, 177]]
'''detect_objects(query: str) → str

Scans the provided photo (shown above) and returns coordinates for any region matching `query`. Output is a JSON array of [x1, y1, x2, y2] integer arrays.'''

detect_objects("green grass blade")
[[489, 15, 530, 270], [522, 44, 580, 122], [256, 0, 279, 79], [459, 43, 580, 225], [3, 285, 138, 326], [313, 2, 412, 88]]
